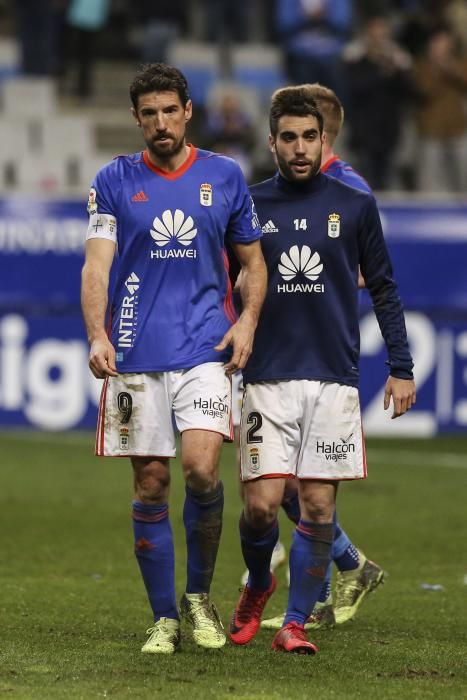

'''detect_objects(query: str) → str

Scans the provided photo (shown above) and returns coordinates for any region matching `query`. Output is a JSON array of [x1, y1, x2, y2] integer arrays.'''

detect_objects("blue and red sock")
[[132, 501, 178, 621], [239, 512, 278, 591], [333, 517, 360, 572], [184, 481, 224, 594], [284, 519, 334, 626]]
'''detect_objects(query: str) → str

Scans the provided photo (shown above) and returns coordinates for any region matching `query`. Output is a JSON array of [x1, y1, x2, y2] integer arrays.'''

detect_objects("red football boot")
[[229, 575, 276, 645], [271, 621, 318, 655]]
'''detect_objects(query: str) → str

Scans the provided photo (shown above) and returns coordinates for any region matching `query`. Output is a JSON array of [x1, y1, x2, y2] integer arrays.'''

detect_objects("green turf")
[[1, 432, 466, 699]]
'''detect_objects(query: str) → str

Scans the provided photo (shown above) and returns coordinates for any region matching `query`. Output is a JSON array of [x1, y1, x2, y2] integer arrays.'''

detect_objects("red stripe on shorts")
[[95, 377, 109, 456]]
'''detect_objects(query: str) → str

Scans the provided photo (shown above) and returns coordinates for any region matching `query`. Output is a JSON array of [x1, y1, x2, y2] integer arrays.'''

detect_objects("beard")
[[146, 133, 185, 162], [276, 148, 322, 182]]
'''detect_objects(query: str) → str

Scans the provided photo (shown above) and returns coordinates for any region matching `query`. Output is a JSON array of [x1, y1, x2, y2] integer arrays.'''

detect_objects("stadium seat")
[[231, 44, 286, 103], [41, 117, 96, 159], [1, 76, 57, 118], [0, 120, 30, 188], [167, 41, 219, 106]]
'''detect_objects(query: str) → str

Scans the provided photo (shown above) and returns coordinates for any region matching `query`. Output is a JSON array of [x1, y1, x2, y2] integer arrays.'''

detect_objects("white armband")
[[86, 212, 117, 242]]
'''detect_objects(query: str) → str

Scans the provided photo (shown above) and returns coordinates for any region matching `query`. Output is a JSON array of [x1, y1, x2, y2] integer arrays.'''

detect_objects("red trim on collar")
[[143, 144, 197, 180], [321, 155, 340, 173]]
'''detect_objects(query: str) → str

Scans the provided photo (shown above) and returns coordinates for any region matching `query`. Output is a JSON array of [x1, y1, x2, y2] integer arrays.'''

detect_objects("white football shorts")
[[240, 379, 366, 481], [96, 362, 233, 457], [231, 371, 244, 428]]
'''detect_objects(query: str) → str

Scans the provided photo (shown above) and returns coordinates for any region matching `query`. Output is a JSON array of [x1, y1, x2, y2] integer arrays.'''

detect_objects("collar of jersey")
[[275, 171, 327, 195], [321, 155, 340, 173], [143, 144, 197, 180]]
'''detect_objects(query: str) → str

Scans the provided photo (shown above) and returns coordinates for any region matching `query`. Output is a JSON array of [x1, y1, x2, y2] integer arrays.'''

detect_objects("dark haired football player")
[[261, 83, 384, 632], [229, 85, 415, 654], [81, 63, 266, 654]]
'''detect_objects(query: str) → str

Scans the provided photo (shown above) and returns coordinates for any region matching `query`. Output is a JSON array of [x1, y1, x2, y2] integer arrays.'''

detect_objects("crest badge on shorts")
[[119, 427, 129, 451], [200, 183, 212, 207], [249, 447, 260, 472], [328, 212, 340, 238]]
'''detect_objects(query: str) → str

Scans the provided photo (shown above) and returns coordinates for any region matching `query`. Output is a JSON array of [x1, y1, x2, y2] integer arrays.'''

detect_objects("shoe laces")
[[146, 620, 175, 639], [188, 598, 219, 630], [236, 586, 270, 623], [283, 622, 307, 641]]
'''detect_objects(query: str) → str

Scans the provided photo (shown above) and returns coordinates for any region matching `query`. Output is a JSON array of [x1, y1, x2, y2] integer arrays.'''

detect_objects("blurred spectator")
[[135, 1, 187, 64], [203, 1, 250, 43], [203, 88, 256, 179], [413, 23, 467, 192], [13, 0, 66, 76], [343, 12, 414, 189], [61, 0, 110, 99], [275, 0, 353, 96], [445, 0, 467, 55], [397, 6, 439, 58]]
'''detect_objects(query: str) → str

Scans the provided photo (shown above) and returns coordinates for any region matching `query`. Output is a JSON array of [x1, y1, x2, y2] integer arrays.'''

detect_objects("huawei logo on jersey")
[[279, 245, 323, 281], [150, 209, 197, 246], [277, 245, 325, 294], [150, 209, 198, 259]]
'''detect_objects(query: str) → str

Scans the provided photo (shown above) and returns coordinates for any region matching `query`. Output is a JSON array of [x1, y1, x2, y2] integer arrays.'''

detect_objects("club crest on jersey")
[[87, 187, 97, 215], [200, 183, 212, 207], [328, 213, 340, 238]]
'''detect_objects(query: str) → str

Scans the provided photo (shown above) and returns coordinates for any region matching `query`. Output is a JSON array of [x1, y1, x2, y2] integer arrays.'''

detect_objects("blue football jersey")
[[322, 155, 372, 193], [245, 172, 413, 387], [88, 146, 261, 372]]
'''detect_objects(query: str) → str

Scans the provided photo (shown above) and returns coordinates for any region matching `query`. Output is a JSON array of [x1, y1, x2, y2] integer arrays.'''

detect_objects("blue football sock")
[[132, 501, 178, 621], [184, 481, 224, 594], [281, 488, 300, 524], [333, 516, 360, 571], [318, 564, 332, 603], [239, 512, 278, 591], [284, 520, 334, 626]]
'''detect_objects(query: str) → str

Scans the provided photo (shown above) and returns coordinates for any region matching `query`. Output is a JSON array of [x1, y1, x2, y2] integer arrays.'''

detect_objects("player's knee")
[[300, 494, 334, 523], [244, 497, 278, 530], [133, 459, 170, 503], [183, 461, 218, 493]]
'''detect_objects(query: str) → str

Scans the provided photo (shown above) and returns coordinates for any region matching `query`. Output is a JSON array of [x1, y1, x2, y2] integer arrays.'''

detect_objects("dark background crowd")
[[3, 0, 467, 192]]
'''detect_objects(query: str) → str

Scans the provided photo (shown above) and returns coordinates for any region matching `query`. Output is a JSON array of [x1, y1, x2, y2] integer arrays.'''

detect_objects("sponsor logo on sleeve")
[[251, 197, 260, 230], [87, 187, 97, 215], [118, 272, 140, 348]]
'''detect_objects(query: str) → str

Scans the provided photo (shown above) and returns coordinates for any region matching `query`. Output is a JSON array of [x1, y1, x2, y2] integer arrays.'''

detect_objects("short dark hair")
[[305, 83, 344, 145], [269, 86, 324, 137], [129, 63, 190, 111]]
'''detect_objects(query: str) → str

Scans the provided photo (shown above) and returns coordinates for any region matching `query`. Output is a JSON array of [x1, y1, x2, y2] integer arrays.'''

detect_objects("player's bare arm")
[[81, 238, 118, 378], [215, 240, 267, 373], [384, 376, 417, 419]]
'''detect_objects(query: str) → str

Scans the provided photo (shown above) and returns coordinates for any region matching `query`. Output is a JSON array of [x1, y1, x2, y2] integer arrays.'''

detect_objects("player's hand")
[[88, 336, 118, 378], [383, 376, 416, 419], [358, 266, 366, 289], [214, 314, 256, 375]]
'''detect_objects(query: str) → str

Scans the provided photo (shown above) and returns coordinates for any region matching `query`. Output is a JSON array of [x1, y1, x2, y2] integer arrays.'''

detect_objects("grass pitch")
[[0, 432, 466, 699]]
